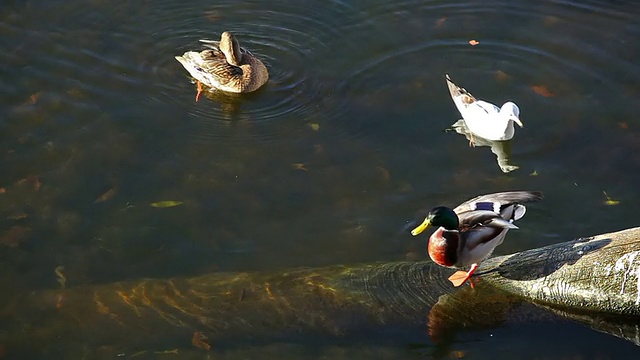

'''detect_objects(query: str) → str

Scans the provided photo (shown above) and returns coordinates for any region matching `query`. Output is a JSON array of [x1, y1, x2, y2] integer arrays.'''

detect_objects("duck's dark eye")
[[195, 67, 203, 72]]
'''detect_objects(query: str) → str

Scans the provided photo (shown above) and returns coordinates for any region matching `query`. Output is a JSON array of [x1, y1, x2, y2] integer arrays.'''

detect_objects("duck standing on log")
[[411, 191, 543, 287]]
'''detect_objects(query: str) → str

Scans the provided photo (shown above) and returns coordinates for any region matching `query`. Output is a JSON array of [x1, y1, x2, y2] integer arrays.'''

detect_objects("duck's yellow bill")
[[410, 218, 432, 236]]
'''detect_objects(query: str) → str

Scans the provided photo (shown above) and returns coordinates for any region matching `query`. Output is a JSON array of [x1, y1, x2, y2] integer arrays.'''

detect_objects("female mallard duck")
[[446, 74, 522, 144], [175, 31, 269, 100], [411, 191, 543, 287]]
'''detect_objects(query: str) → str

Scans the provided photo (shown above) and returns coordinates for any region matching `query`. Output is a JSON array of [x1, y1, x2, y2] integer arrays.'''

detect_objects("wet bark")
[[480, 226, 640, 316]]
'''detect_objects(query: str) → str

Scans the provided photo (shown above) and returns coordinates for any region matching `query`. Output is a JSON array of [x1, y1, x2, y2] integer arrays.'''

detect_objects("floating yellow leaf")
[[602, 191, 619, 206], [530, 170, 538, 176], [309, 123, 320, 131], [150, 201, 183, 208], [468, 39, 480, 46]]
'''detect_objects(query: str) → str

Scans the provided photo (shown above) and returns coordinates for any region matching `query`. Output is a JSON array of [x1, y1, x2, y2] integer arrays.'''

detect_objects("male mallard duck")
[[175, 31, 269, 100], [446, 74, 522, 144], [411, 191, 543, 287]]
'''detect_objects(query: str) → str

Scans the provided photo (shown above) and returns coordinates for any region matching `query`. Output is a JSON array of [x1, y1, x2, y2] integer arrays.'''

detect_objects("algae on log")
[[1, 227, 640, 357], [2, 261, 469, 357]]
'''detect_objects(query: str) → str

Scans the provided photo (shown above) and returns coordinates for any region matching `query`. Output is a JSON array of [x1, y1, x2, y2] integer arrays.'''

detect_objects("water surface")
[[1, 0, 640, 358]]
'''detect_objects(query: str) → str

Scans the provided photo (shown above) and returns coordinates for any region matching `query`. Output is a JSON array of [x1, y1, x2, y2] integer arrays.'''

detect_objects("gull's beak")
[[513, 117, 523, 128], [411, 217, 432, 236]]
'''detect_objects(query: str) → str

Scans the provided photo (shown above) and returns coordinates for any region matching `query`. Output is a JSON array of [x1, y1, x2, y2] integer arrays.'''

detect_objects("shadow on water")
[[1, 0, 640, 358]]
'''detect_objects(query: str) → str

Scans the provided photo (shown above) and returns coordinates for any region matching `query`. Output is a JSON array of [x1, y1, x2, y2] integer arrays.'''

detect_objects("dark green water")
[[1, 0, 640, 358]]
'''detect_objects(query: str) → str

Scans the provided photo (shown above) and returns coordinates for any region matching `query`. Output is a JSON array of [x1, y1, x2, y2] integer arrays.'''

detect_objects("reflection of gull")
[[445, 74, 522, 142], [451, 120, 519, 173]]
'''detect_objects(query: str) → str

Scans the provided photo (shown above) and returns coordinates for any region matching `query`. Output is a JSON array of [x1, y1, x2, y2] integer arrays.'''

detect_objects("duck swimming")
[[411, 191, 543, 287], [175, 31, 269, 100], [445, 74, 522, 144]]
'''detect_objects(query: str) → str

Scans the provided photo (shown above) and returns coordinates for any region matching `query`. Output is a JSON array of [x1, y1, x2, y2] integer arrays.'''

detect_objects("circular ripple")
[[136, 0, 356, 143], [327, 0, 640, 147]]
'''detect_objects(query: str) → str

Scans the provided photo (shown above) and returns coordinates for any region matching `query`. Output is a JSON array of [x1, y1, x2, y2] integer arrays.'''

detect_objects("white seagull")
[[445, 74, 522, 143]]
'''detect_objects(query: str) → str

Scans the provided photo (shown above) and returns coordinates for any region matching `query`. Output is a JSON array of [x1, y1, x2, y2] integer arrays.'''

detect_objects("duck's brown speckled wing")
[[197, 49, 243, 79]]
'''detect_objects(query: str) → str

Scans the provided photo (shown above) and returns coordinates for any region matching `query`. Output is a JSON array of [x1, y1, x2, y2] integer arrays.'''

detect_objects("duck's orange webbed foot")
[[448, 263, 478, 288], [195, 81, 204, 102]]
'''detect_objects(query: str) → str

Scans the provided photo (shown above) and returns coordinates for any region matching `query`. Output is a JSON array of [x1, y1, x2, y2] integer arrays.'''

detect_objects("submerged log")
[[1, 227, 639, 357]]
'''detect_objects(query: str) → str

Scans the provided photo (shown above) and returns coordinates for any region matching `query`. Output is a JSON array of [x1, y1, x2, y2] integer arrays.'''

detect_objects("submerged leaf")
[[495, 70, 509, 82], [291, 163, 308, 171], [94, 188, 117, 203], [7, 213, 29, 220], [55, 266, 67, 289], [0, 226, 31, 247], [153, 349, 179, 355], [543, 16, 560, 26], [150, 201, 183, 208], [192, 332, 211, 350], [531, 85, 554, 97], [15, 176, 41, 191]]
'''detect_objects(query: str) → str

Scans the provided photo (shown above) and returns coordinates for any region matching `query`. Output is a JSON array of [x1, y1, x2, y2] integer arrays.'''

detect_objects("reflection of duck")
[[451, 119, 519, 173], [445, 74, 522, 143], [410, 191, 543, 287], [175, 31, 269, 100]]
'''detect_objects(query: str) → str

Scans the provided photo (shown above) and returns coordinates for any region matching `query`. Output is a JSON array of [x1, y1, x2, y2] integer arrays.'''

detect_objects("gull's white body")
[[445, 74, 522, 141]]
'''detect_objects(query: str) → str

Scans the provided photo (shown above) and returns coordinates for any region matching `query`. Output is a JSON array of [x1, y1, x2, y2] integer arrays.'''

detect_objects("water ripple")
[[326, 0, 640, 146], [139, 0, 356, 143]]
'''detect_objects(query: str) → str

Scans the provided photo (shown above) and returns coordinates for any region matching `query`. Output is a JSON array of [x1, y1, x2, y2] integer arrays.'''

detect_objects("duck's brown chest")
[[427, 227, 459, 267]]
